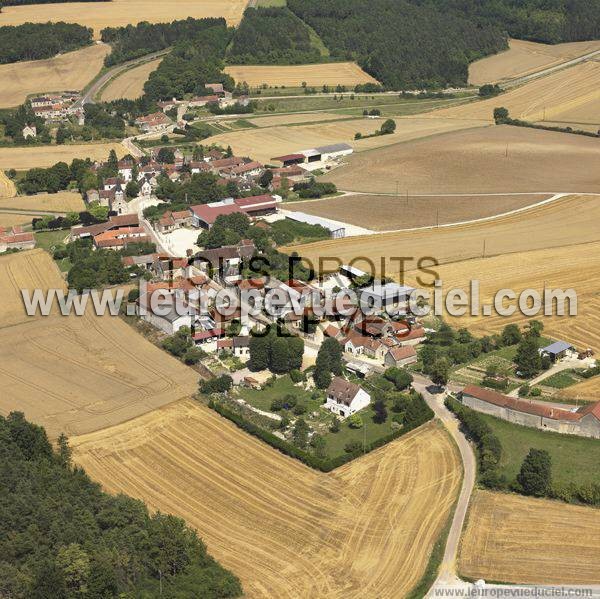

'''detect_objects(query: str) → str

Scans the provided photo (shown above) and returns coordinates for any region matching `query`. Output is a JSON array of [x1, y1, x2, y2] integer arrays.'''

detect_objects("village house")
[[138, 291, 195, 335], [135, 112, 172, 133], [385, 345, 417, 368], [325, 377, 371, 419], [117, 161, 135, 182], [193, 240, 256, 284], [93, 226, 149, 250], [155, 210, 193, 234], [0, 227, 36, 253], [190, 161, 213, 175], [460, 385, 600, 439], [71, 214, 141, 242], [22, 125, 37, 139]]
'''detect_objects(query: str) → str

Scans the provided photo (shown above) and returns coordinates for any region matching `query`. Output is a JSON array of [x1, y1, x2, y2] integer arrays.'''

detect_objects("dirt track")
[[72, 401, 462, 598]]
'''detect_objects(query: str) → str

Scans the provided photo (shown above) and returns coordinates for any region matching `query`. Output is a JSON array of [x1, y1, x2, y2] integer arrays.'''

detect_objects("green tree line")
[[0, 22, 92, 64], [0, 411, 242, 598]]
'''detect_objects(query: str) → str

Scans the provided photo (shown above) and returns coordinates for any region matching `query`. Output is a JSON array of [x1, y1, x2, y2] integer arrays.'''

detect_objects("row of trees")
[[248, 325, 305, 374], [0, 411, 242, 598], [0, 22, 92, 64], [18, 150, 125, 195], [447, 396, 600, 505], [228, 6, 323, 65]]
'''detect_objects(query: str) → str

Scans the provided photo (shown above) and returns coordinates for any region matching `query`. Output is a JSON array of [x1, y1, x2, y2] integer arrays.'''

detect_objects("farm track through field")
[[72, 401, 462, 598]]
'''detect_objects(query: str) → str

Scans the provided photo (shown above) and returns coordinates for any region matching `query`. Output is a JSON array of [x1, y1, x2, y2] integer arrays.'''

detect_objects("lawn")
[[238, 375, 320, 413], [322, 403, 396, 457], [34, 229, 71, 271], [478, 411, 600, 487]]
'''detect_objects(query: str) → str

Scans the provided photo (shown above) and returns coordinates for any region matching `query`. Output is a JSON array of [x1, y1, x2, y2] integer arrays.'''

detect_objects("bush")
[[518, 384, 530, 397], [289, 369, 305, 383], [344, 440, 363, 454], [347, 413, 363, 429], [293, 402, 307, 415], [200, 375, 233, 394], [530, 387, 542, 397]]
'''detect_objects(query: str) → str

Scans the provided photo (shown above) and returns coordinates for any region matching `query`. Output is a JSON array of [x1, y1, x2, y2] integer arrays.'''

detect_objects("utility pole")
[[396, 180, 399, 198], [406, 190, 409, 207], [363, 420, 367, 454], [483, 239, 486, 258], [436, 208, 440, 228]]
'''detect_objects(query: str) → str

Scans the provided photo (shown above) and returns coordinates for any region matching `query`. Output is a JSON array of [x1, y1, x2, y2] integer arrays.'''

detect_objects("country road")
[[76, 46, 172, 107], [500, 47, 600, 89]]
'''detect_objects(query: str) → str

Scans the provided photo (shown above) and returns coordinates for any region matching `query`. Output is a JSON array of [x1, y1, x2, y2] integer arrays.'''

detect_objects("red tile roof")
[[462, 385, 587, 422], [190, 203, 242, 225], [388, 345, 417, 362]]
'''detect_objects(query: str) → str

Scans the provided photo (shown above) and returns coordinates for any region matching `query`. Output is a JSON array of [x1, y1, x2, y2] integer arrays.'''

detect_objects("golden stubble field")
[[0, 191, 85, 213], [72, 401, 462, 598], [204, 116, 487, 164], [289, 194, 600, 272], [0, 143, 125, 170], [101, 57, 163, 101], [224, 62, 378, 88], [0, 44, 109, 108], [460, 491, 600, 585], [0, 250, 198, 440], [0, 0, 247, 37], [436, 60, 600, 124], [0, 170, 17, 198], [323, 125, 600, 195], [469, 38, 600, 85]]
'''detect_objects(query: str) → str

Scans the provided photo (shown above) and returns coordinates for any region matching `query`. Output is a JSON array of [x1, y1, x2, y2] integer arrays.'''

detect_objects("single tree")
[[502, 323, 522, 346], [429, 358, 450, 387], [515, 336, 542, 378], [517, 448, 552, 497]]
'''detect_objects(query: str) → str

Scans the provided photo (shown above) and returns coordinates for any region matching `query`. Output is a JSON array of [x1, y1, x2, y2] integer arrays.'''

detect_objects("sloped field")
[[72, 402, 462, 598]]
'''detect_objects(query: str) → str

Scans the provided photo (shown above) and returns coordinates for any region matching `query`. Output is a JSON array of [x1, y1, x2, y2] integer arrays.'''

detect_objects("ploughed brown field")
[[0, 143, 125, 170], [0, 44, 110, 108], [0, 250, 198, 439], [286, 194, 600, 277], [72, 402, 462, 598], [460, 491, 600, 585], [468, 38, 600, 85], [0, 0, 247, 38], [100, 57, 163, 101], [289, 193, 550, 231], [322, 125, 600, 195], [224, 62, 378, 88]]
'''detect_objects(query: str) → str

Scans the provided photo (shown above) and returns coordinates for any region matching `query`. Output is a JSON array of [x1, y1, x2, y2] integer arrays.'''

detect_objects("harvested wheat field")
[[72, 401, 461, 598], [459, 491, 600, 585], [0, 0, 247, 37], [323, 126, 600, 195], [0, 170, 16, 198], [0, 250, 198, 439], [225, 62, 377, 88], [409, 241, 600, 363], [0, 44, 109, 108], [0, 191, 84, 213], [435, 61, 600, 123], [101, 57, 163, 101], [560, 375, 600, 403], [0, 143, 125, 170], [205, 117, 487, 164], [287, 195, 600, 275], [291, 193, 549, 231], [469, 38, 600, 85], [0, 212, 33, 228]]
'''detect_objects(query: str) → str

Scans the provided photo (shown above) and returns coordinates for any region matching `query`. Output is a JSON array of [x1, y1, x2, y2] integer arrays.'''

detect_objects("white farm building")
[[284, 212, 346, 238]]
